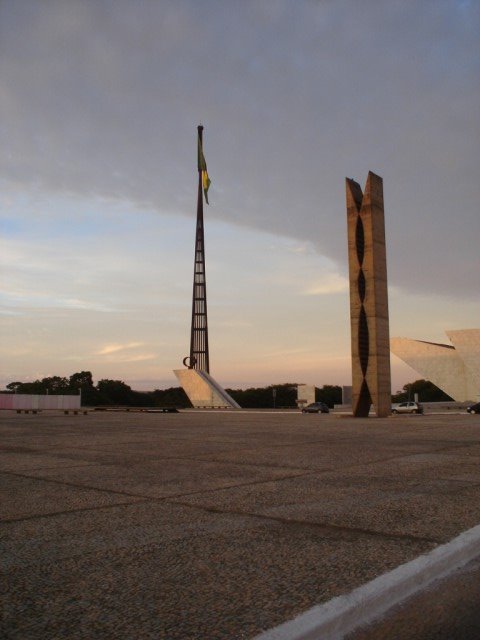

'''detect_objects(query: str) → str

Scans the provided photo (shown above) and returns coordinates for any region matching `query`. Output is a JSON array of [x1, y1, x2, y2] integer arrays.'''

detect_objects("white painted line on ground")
[[252, 523, 480, 640]]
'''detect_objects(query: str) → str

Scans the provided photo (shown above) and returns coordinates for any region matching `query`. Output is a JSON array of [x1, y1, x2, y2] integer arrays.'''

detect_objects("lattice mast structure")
[[188, 125, 210, 372]]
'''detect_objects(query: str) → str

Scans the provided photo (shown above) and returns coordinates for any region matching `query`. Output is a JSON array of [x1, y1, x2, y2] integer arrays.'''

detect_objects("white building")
[[390, 329, 480, 402]]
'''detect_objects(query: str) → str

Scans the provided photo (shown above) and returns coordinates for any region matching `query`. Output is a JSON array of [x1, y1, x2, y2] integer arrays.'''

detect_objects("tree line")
[[2, 372, 451, 407], [225, 384, 342, 408], [3, 372, 342, 408], [3, 371, 190, 407]]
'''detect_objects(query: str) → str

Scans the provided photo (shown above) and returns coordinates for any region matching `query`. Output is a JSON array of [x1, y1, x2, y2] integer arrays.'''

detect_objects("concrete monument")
[[391, 329, 480, 402], [346, 172, 391, 417], [174, 369, 240, 409]]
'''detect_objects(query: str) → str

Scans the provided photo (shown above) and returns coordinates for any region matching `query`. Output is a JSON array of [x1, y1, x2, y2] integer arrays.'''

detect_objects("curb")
[[252, 523, 480, 640]]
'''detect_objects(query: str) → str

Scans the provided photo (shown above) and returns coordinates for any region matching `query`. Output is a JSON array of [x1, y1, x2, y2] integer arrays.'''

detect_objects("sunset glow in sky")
[[1, 1, 479, 392]]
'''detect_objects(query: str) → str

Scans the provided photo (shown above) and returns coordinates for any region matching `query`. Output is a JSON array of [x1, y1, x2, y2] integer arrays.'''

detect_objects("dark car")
[[301, 402, 329, 414], [467, 402, 480, 414]]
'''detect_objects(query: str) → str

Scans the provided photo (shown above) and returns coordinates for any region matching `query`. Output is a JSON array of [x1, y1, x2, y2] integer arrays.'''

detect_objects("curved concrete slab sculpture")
[[174, 369, 240, 409], [446, 329, 480, 392], [391, 330, 480, 402]]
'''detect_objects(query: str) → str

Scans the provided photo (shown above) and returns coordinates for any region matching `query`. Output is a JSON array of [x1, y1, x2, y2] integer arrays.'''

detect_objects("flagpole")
[[188, 125, 210, 372]]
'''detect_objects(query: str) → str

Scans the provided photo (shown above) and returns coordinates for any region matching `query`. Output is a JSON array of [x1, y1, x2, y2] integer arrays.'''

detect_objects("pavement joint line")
[[0, 498, 154, 524], [0, 460, 320, 503], [0, 471, 443, 544], [0, 468, 316, 519], [0, 469, 154, 500], [1, 436, 475, 456], [5, 458, 480, 521], [252, 522, 480, 640], [151, 471, 318, 501], [409, 479, 480, 493], [154, 450, 452, 473], [0, 462, 103, 473], [166, 499, 441, 545], [0, 469, 467, 545]]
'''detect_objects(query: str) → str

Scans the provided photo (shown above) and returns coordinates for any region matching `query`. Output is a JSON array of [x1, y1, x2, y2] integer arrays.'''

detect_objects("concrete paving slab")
[[2, 502, 262, 568], [2, 503, 432, 640], [328, 451, 480, 482], [1, 474, 144, 521], [0, 452, 98, 472], [178, 473, 480, 542], [24, 458, 306, 498], [45, 436, 255, 456], [260, 483, 480, 543], [2, 411, 480, 639], [191, 441, 437, 471]]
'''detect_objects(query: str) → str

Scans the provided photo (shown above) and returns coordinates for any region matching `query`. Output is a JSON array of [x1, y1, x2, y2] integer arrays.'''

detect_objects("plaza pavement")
[[345, 554, 480, 640], [1, 410, 480, 639]]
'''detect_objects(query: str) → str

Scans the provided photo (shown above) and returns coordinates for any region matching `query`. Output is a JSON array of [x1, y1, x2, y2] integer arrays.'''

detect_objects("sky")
[[1, 0, 479, 393]]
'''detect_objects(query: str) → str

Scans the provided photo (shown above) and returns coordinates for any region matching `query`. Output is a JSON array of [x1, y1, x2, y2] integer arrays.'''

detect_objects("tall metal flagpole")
[[187, 125, 210, 372], [175, 128, 240, 409]]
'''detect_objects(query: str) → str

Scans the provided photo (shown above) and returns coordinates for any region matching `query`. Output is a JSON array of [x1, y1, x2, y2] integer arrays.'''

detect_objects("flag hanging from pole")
[[197, 133, 211, 204]]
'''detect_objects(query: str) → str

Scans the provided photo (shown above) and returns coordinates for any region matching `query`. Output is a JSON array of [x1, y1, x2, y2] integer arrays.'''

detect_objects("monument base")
[[174, 369, 240, 409]]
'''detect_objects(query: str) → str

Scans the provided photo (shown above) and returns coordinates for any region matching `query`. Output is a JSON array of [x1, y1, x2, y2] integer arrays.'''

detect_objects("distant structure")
[[0, 394, 83, 413], [346, 172, 391, 417], [297, 384, 315, 409], [391, 329, 480, 402], [342, 386, 352, 406], [174, 126, 239, 409]]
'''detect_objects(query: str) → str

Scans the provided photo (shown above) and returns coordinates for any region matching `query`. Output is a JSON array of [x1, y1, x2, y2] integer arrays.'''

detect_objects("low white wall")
[[0, 394, 81, 410], [421, 401, 471, 413]]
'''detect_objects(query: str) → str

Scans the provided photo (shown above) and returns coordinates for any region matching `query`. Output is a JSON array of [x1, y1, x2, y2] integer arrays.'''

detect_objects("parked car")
[[466, 402, 480, 414], [301, 402, 329, 414], [391, 401, 423, 414]]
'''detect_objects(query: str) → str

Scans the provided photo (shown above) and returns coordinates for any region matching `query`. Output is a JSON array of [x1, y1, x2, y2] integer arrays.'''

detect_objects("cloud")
[[97, 342, 144, 355], [0, 0, 478, 298], [95, 341, 156, 364], [303, 274, 349, 296], [120, 354, 156, 363], [1, 1, 479, 394]]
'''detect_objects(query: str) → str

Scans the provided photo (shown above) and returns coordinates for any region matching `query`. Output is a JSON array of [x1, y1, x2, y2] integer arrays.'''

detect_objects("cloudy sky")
[[1, 0, 479, 392]]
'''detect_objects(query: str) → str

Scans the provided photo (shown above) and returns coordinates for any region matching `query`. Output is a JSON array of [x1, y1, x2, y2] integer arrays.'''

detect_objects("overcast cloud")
[[1, 0, 479, 390], [2, 0, 479, 296]]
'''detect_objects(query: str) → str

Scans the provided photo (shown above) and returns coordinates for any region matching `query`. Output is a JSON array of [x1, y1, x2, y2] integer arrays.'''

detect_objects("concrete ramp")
[[174, 369, 240, 409]]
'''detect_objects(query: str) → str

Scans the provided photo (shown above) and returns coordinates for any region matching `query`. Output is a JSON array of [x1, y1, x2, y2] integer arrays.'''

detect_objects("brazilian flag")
[[197, 134, 211, 204]]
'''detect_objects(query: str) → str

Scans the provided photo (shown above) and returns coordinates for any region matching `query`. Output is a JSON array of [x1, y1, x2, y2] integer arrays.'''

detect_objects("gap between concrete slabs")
[[252, 522, 480, 640]]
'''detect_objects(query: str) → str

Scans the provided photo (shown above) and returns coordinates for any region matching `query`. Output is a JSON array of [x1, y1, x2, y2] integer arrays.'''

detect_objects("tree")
[[11, 379, 47, 394], [6, 382, 23, 392], [226, 383, 298, 408], [96, 379, 133, 405], [41, 376, 70, 394], [316, 385, 342, 408], [7, 377, 69, 394], [69, 371, 97, 405], [392, 379, 453, 403], [150, 387, 192, 408], [2, 374, 346, 410], [69, 371, 94, 390]]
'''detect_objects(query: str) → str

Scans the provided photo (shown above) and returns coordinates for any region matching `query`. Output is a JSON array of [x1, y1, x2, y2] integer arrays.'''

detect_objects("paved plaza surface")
[[2, 410, 480, 639]]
